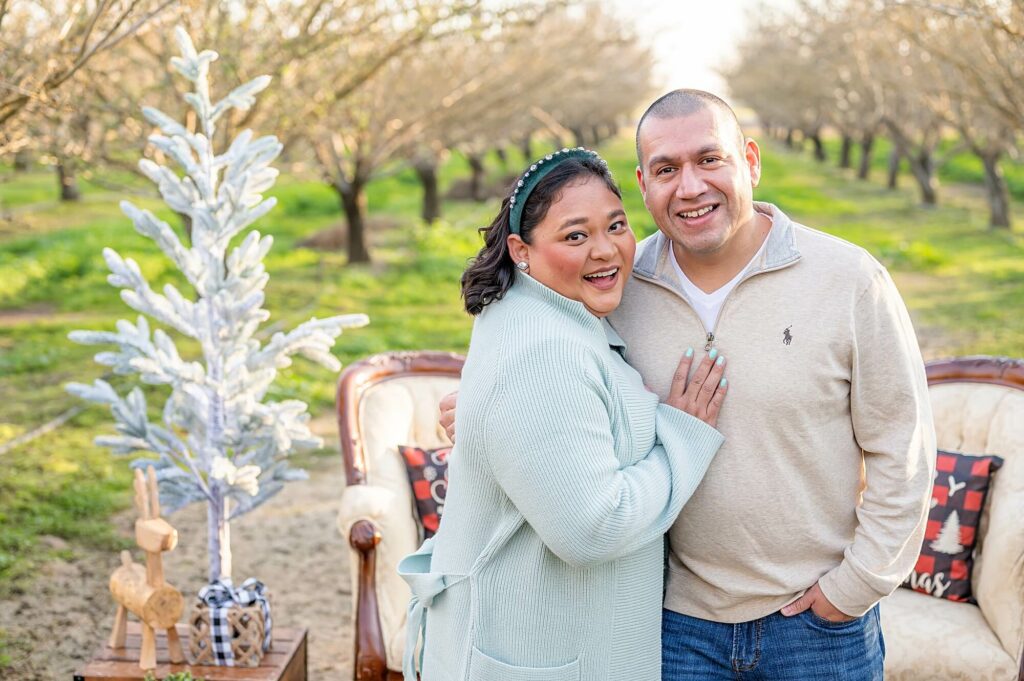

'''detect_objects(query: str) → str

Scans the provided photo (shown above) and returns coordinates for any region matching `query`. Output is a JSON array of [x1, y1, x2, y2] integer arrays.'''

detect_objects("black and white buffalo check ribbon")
[[199, 578, 272, 665]]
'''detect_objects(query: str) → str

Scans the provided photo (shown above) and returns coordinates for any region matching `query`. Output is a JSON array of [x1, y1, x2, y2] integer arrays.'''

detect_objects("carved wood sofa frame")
[[337, 351, 465, 681]]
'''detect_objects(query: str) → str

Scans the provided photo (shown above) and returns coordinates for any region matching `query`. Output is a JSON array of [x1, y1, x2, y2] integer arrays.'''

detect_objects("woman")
[[399, 148, 728, 681]]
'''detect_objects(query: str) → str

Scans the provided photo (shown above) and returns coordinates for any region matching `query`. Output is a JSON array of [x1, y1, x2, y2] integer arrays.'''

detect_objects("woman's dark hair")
[[461, 156, 621, 315]]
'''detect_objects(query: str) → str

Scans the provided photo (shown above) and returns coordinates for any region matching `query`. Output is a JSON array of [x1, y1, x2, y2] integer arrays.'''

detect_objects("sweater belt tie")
[[402, 570, 467, 679], [398, 537, 468, 680]]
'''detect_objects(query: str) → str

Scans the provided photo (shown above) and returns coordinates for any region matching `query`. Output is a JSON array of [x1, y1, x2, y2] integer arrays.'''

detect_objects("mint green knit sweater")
[[399, 273, 724, 681]]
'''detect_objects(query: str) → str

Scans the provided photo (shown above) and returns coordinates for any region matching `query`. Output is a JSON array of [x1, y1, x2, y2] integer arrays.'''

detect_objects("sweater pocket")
[[468, 646, 580, 681]]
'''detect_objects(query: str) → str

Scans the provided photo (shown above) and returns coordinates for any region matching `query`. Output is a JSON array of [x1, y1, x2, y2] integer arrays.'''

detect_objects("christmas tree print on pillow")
[[903, 450, 1003, 602]]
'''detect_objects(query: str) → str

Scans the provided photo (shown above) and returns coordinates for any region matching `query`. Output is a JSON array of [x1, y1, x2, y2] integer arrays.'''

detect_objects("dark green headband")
[[509, 147, 608, 235]]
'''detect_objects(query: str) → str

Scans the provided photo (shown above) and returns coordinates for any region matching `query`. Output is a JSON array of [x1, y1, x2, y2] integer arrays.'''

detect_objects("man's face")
[[636, 107, 761, 257]]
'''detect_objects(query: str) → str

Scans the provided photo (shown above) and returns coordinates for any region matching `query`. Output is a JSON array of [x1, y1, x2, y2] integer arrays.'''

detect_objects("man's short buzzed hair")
[[635, 89, 746, 168]]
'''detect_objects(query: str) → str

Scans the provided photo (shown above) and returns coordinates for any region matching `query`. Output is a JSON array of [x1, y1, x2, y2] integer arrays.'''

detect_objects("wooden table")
[[73, 623, 307, 681]]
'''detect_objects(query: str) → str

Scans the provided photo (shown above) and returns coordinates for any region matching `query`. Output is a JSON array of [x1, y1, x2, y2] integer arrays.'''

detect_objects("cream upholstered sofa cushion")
[[881, 589, 1018, 680], [337, 373, 460, 672], [882, 380, 1024, 680]]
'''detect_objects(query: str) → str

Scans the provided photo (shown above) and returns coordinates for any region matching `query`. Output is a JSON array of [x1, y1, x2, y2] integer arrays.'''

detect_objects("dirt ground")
[[0, 419, 354, 680]]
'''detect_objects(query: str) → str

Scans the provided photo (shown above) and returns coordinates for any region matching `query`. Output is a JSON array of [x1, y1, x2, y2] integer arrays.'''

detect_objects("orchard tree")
[[886, 1, 1021, 226], [0, 0, 175, 153], [299, 1, 551, 262]]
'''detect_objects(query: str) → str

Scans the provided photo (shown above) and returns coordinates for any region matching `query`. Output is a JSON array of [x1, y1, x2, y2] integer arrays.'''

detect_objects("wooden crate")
[[73, 622, 307, 681]]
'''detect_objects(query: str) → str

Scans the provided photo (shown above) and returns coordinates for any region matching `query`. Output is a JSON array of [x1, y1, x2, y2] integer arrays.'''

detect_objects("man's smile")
[[678, 204, 718, 219], [675, 203, 721, 226]]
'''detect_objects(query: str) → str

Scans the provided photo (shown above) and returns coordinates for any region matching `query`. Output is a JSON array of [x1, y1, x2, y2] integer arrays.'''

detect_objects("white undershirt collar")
[[668, 237, 768, 333]]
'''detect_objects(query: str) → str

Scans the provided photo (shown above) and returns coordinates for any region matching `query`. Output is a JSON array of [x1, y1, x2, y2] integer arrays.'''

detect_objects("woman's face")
[[509, 176, 636, 317]]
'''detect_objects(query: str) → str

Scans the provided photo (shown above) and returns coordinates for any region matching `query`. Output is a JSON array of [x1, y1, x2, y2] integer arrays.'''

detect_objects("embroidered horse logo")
[[783, 326, 793, 345]]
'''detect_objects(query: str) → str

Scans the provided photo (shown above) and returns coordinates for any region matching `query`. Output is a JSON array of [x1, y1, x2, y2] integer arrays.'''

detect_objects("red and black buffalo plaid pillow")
[[398, 445, 451, 538], [902, 449, 1003, 603]]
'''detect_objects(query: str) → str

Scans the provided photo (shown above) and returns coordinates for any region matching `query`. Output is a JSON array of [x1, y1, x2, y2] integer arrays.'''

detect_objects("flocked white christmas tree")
[[930, 510, 964, 555], [67, 28, 368, 585]]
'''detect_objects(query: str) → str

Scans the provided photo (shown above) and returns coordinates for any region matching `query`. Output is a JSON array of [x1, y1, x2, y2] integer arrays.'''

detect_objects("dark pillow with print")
[[398, 445, 450, 538], [902, 449, 1003, 602]]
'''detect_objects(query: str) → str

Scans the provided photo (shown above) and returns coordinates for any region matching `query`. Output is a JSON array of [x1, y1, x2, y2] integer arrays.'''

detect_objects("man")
[[441, 89, 935, 680]]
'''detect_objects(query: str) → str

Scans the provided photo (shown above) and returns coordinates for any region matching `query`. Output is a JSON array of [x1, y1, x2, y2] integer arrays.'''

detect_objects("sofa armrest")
[[338, 484, 398, 533], [338, 482, 421, 672], [350, 519, 388, 681]]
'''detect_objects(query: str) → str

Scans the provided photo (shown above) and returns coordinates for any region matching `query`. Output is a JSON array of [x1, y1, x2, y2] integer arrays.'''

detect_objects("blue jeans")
[[662, 606, 884, 681]]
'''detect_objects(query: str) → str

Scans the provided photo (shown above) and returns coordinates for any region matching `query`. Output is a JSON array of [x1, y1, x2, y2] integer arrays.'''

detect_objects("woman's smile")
[[583, 267, 621, 291]]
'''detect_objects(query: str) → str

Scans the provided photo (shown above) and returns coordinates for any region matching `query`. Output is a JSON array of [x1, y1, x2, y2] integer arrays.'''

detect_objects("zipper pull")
[[704, 332, 714, 352]]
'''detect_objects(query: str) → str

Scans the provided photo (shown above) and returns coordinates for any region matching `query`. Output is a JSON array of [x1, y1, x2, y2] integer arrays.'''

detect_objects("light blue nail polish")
[[716, 356, 725, 366], [708, 348, 718, 360], [720, 378, 727, 388], [685, 347, 693, 358]]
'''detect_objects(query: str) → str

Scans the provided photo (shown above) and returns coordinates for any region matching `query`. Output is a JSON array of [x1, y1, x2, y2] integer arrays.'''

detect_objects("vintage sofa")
[[336, 353, 1023, 680], [881, 357, 1024, 681]]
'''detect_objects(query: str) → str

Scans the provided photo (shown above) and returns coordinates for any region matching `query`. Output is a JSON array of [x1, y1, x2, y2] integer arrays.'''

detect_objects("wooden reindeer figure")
[[108, 466, 186, 669]]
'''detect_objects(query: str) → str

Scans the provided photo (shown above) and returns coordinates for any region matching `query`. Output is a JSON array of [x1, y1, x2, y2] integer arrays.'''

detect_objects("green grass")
[[816, 134, 1024, 202], [0, 418, 133, 596], [0, 131, 1022, 603], [757, 136, 1024, 354]]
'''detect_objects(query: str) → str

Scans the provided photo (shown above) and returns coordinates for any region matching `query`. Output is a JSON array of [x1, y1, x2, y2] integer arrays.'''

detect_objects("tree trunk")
[[339, 181, 371, 264], [809, 132, 826, 162], [980, 152, 1011, 229], [907, 151, 938, 205], [571, 127, 586, 147], [857, 133, 874, 180], [467, 154, 486, 202], [887, 148, 900, 190], [785, 129, 795, 148], [521, 135, 533, 161], [57, 160, 81, 201], [839, 135, 853, 169], [494, 147, 507, 169], [13, 150, 30, 172], [207, 491, 231, 583], [414, 161, 441, 224], [590, 126, 602, 147]]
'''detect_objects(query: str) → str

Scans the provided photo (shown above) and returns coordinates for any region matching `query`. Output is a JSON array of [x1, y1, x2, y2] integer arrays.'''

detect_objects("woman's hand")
[[439, 390, 458, 443], [664, 348, 728, 428]]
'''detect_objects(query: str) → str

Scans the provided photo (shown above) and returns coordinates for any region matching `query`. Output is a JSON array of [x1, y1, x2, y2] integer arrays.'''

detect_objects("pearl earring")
[[516, 261, 529, 272]]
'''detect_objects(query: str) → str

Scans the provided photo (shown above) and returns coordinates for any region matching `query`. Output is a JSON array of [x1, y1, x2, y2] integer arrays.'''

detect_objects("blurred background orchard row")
[[0, 0, 1023, 653], [2, 0, 656, 263], [4, 1, 1023, 259]]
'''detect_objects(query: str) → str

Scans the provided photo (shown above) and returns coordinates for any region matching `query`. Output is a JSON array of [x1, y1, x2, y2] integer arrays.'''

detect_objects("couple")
[[399, 90, 936, 681]]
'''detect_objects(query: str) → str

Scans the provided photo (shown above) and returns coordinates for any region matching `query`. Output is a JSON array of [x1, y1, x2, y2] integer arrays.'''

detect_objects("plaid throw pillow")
[[398, 445, 450, 538], [902, 449, 1004, 603]]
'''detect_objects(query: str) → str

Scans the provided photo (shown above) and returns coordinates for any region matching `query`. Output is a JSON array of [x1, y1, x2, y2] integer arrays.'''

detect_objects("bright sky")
[[606, 0, 796, 101]]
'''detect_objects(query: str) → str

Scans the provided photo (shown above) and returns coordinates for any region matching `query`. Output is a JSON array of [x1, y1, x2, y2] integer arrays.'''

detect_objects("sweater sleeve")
[[485, 338, 723, 569], [817, 267, 936, 617]]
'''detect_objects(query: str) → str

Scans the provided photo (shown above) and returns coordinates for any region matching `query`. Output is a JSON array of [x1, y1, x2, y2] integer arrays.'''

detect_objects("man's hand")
[[780, 582, 855, 623], [439, 391, 458, 443]]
